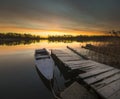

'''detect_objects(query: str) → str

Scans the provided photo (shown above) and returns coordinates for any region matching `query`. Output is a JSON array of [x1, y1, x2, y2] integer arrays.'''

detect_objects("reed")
[[83, 38, 120, 69]]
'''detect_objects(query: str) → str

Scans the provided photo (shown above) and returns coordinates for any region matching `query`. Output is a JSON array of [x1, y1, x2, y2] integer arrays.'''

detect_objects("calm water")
[[0, 40, 107, 99]]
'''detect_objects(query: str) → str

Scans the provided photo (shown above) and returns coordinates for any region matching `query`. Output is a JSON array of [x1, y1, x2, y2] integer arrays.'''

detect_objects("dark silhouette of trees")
[[109, 30, 120, 37], [0, 32, 119, 45], [0, 32, 41, 40], [0, 32, 42, 45], [48, 35, 115, 42]]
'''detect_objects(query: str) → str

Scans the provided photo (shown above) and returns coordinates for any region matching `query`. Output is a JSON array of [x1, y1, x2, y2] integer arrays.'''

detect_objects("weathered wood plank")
[[67, 46, 90, 59], [79, 64, 110, 71], [70, 64, 97, 70], [66, 60, 97, 66], [71, 62, 107, 68], [52, 49, 82, 58], [55, 55, 78, 58], [76, 66, 99, 72], [84, 69, 120, 85], [69, 64, 96, 68], [79, 64, 114, 72], [74, 63, 108, 70], [51, 50, 66, 54], [54, 48, 82, 58], [52, 52, 67, 55], [96, 79, 120, 98], [65, 57, 109, 67], [58, 56, 81, 59], [65, 60, 111, 72], [58, 56, 81, 61], [64, 60, 93, 65], [67, 64, 105, 72], [51, 49, 65, 52], [53, 52, 69, 55], [79, 67, 114, 79], [108, 90, 120, 99], [92, 73, 120, 89], [70, 63, 109, 70], [61, 82, 97, 99], [57, 54, 80, 58]]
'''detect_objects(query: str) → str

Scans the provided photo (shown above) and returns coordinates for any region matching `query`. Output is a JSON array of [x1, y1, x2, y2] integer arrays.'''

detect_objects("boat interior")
[[35, 49, 50, 60]]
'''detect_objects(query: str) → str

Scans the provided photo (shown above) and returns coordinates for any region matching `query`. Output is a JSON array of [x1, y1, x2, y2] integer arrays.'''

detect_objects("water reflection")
[[0, 39, 114, 99], [0, 39, 40, 46], [0, 39, 113, 46], [35, 66, 52, 91], [0, 40, 112, 56]]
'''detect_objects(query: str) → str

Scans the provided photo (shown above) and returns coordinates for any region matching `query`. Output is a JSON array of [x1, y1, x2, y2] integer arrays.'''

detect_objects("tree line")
[[0, 32, 41, 40], [109, 30, 120, 37], [48, 35, 117, 42], [0, 31, 119, 43]]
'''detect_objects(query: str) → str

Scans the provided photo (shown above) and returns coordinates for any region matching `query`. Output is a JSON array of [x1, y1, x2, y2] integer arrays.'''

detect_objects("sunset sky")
[[0, 0, 120, 36]]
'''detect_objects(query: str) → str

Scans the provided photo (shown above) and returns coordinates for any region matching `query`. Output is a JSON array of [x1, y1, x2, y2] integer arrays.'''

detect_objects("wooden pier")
[[51, 47, 120, 99]]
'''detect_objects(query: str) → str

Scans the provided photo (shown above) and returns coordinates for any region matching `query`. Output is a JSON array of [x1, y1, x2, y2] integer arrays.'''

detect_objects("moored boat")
[[35, 48, 54, 81], [35, 48, 61, 99]]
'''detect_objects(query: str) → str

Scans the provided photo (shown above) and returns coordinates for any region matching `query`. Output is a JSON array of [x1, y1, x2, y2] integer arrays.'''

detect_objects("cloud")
[[0, 0, 120, 34]]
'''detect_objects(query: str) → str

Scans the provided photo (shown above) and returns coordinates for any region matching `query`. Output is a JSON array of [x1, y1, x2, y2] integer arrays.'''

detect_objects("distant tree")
[[0, 32, 41, 40], [108, 30, 120, 37]]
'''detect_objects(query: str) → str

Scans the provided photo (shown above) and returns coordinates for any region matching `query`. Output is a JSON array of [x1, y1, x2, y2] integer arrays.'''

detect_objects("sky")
[[0, 0, 120, 36]]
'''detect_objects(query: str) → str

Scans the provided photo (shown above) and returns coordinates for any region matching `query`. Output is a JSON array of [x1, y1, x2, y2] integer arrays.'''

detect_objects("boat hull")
[[35, 48, 54, 80]]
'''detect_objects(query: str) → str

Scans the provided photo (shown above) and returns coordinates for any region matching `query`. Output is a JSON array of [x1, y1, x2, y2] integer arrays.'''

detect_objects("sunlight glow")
[[0, 26, 106, 37]]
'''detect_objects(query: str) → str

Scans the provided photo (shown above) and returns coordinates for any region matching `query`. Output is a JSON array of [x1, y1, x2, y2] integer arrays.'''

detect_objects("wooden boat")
[[35, 48, 61, 99], [35, 48, 54, 81]]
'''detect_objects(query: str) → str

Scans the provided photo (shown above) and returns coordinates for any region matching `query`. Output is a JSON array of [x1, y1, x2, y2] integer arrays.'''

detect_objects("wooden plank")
[[52, 52, 67, 55], [52, 49, 82, 58], [61, 82, 97, 99], [64, 60, 94, 65], [51, 49, 65, 52], [76, 64, 108, 70], [108, 90, 120, 99], [78, 64, 110, 71], [92, 73, 120, 89], [96, 79, 120, 98], [58, 56, 81, 59], [51, 50, 66, 54], [52, 49, 78, 57], [67, 64, 103, 72], [67, 46, 90, 58], [57, 54, 80, 58], [65, 61, 97, 66], [65, 60, 110, 71], [70, 64, 97, 70], [79, 66, 99, 72], [64, 49, 79, 54], [58, 56, 81, 61], [84, 69, 120, 84], [65, 62, 94, 67], [69, 63, 96, 68], [71, 62, 104, 68], [55, 55, 71, 57], [52, 53, 71, 57], [73, 66, 98, 72], [79, 64, 113, 72], [54, 52, 68, 54], [55, 54, 78, 57], [59, 57, 80, 63], [79, 67, 114, 79]]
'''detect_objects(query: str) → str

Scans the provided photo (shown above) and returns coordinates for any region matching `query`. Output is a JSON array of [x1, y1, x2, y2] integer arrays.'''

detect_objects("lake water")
[[0, 40, 106, 99]]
